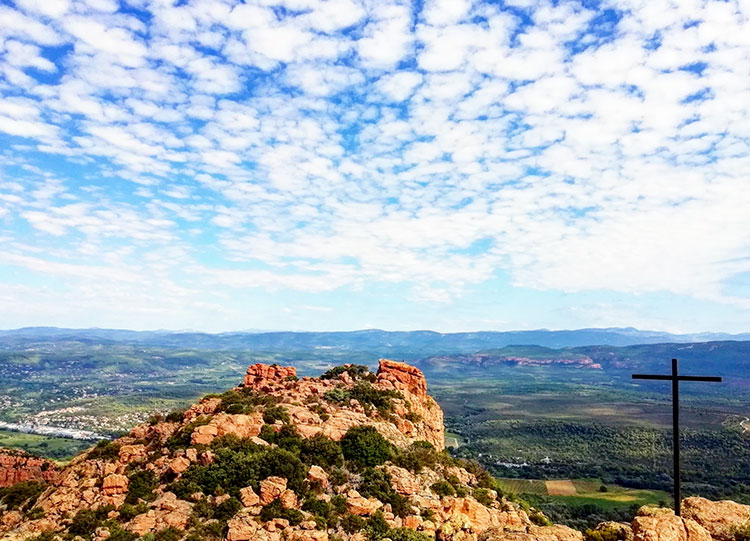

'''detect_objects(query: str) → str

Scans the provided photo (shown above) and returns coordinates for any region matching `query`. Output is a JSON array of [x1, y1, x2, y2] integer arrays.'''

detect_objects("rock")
[[479, 525, 583, 541], [386, 465, 421, 495], [118, 444, 147, 464], [239, 486, 260, 507], [244, 363, 297, 389], [279, 489, 298, 509], [191, 413, 263, 446], [260, 476, 288, 505], [101, 474, 128, 495], [215, 493, 231, 505], [307, 465, 328, 489], [346, 490, 383, 516], [286, 530, 329, 541], [0, 449, 59, 487], [190, 424, 218, 445], [168, 456, 190, 474], [682, 497, 750, 541], [377, 359, 428, 396], [632, 511, 711, 541], [227, 511, 259, 541], [183, 397, 222, 420]]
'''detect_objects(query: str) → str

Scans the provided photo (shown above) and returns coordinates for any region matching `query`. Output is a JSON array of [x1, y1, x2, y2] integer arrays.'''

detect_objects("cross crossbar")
[[631, 358, 722, 516]]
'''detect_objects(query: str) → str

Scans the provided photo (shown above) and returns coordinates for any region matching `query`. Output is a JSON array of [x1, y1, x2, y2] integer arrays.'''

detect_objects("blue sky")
[[1, 0, 749, 333]]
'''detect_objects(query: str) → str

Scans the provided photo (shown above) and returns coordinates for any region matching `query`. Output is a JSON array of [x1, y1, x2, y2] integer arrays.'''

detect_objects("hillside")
[[0, 360, 578, 541], [2, 360, 750, 541]]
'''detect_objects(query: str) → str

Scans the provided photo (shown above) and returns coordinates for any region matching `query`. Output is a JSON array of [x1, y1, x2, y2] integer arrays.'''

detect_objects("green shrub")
[[108, 526, 139, 541], [340, 513, 366, 533], [531, 511, 553, 527], [349, 383, 402, 415], [209, 434, 264, 454], [154, 527, 182, 541], [321, 365, 375, 382], [299, 434, 343, 468], [328, 467, 349, 487], [389, 528, 433, 541], [263, 405, 290, 424], [405, 410, 422, 423], [88, 440, 121, 461], [165, 409, 185, 423], [324, 388, 349, 404], [25, 507, 44, 520], [473, 488, 494, 507], [0, 481, 46, 510], [330, 494, 347, 515], [365, 511, 390, 540], [431, 480, 455, 497], [126, 470, 157, 504], [302, 497, 332, 518], [216, 388, 279, 415], [358, 468, 410, 518], [166, 416, 211, 451], [118, 502, 149, 521], [259, 499, 303, 525], [393, 441, 437, 473], [69, 508, 101, 536], [180, 447, 307, 496], [341, 426, 392, 467], [260, 423, 302, 453], [214, 497, 241, 521], [584, 525, 624, 541]]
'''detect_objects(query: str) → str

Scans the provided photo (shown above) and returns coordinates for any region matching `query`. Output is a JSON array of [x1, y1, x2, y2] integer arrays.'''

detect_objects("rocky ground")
[[0, 360, 747, 541]]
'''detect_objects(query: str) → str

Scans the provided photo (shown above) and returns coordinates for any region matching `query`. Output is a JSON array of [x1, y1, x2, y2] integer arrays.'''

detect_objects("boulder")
[[682, 497, 750, 541], [307, 465, 328, 489], [245, 363, 297, 389], [260, 476, 288, 505], [239, 486, 260, 507]]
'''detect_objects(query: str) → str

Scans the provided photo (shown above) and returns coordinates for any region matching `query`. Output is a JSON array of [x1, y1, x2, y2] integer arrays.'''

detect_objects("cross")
[[632, 358, 722, 516]]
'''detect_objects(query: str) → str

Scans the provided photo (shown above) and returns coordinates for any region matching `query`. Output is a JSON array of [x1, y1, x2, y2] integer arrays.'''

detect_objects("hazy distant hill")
[[417, 340, 750, 379], [1, 326, 748, 354]]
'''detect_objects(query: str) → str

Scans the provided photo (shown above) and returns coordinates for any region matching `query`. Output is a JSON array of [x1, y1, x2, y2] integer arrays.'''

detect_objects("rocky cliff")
[[0, 450, 58, 488], [0, 361, 748, 541]]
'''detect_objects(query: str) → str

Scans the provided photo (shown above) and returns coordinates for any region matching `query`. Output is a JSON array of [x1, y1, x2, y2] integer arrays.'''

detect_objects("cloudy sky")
[[1, 0, 749, 333]]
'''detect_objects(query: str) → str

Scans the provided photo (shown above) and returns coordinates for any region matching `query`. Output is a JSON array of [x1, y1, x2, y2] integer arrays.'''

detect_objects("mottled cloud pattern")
[[0, 0, 749, 331]]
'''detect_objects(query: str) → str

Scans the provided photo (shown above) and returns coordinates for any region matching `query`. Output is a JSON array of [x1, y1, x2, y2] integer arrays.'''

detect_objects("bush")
[[215, 388, 279, 415], [260, 423, 302, 453], [88, 440, 121, 461], [349, 383, 402, 415], [166, 416, 211, 451], [69, 508, 101, 536], [126, 470, 157, 504], [180, 447, 307, 496], [259, 499, 303, 525], [154, 527, 182, 541], [118, 502, 149, 521], [389, 528, 433, 541], [431, 480, 455, 497], [473, 488, 494, 507], [584, 525, 624, 541], [263, 405, 290, 424], [340, 513, 366, 533], [393, 441, 437, 474], [321, 365, 375, 382], [108, 525, 139, 541], [324, 388, 349, 404], [365, 511, 390, 540], [299, 434, 343, 468], [214, 496, 241, 521], [341, 426, 392, 467], [0, 481, 46, 510], [358, 469, 410, 518], [165, 409, 185, 423]]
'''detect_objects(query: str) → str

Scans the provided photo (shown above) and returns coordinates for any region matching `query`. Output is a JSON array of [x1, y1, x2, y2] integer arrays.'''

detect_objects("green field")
[[0, 430, 90, 461]]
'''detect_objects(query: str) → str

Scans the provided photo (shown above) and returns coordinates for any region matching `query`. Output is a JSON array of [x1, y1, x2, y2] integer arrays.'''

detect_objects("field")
[[0, 429, 89, 461]]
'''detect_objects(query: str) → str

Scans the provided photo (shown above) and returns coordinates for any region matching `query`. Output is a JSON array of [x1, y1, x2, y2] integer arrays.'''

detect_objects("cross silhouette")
[[632, 358, 722, 516]]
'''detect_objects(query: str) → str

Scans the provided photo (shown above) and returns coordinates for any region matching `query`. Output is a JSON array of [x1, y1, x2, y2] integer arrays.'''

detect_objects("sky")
[[0, 0, 749, 333]]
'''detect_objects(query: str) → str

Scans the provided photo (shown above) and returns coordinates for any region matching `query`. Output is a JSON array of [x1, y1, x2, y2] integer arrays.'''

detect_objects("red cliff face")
[[243, 363, 297, 390], [0, 450, 59, 487], [376, 359, 428, 396]]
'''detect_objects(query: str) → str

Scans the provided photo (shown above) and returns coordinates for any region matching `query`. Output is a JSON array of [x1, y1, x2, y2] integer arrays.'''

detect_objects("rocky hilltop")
[[0, 360, 749, 541]]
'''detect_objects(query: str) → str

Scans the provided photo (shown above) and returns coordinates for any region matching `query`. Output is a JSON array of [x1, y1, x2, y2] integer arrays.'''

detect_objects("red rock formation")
[[244, 363, 297, 390], [376, 359, 427, 396], [0, 450, 59, 487]]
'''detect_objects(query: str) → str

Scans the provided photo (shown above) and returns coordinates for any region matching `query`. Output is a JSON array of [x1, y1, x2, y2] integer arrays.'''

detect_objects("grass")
[[0, 429, 90, 461], [497, 477, 668, 510]]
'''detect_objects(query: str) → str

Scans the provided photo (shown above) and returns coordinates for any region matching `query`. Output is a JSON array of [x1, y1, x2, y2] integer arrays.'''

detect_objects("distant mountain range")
[[0, 326, 748, 354]]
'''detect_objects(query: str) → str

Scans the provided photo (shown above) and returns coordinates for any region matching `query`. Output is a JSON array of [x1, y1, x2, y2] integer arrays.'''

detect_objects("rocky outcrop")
[[377, 359, 428, 396], [244, 363, 297, 389], [0, 450, 59, 487], [682, 497, 750, 541]]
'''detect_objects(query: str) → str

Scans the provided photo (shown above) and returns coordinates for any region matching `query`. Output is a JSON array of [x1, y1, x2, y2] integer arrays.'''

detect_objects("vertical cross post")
[[633, 358, 721, 516]]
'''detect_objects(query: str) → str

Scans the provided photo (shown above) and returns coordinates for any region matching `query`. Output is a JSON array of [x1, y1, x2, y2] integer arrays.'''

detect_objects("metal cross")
[[632, 358, 722, 516]]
